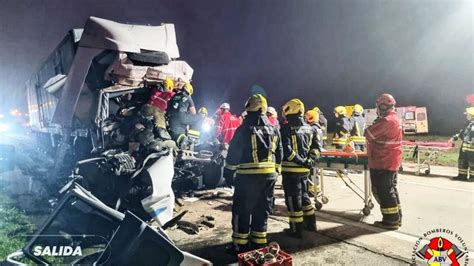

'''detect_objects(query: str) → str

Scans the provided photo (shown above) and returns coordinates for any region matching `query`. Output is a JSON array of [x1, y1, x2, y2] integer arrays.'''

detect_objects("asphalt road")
[[169, 164, 473, 265], [1, 131, 472, 265]]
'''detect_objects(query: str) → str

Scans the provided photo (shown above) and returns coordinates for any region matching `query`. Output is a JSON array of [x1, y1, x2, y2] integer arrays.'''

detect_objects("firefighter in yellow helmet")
[[333, 106, 351, 149], [281, 99, 321, 238], [166, 82, 202, 142], [224, 94, 283, 253], [450, 107, 474, 181], [349, 104, 366, 151], [304, 109, 324, 208], [198, 107, 208, 118]]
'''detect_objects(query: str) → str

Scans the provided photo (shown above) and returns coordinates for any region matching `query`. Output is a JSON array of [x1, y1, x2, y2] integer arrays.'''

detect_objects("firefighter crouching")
[[364, 93, 403, 230], [450, 107, 474, 181], [349, 104, 366, 151], [223, 94, 283, 253], [332, 106, 351, 149], [281, 99, 321, 238]]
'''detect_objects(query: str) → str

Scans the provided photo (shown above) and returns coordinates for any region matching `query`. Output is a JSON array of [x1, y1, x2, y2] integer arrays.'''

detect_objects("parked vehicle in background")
[[364, 106, 428, 135]]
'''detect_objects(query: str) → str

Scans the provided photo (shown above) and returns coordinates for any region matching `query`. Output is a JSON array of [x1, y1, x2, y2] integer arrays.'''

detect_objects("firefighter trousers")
[[231, 174, 276, 249], [282, 172, 316, 234], [458, 148, 474, 180], [370, 169, 402, 226]]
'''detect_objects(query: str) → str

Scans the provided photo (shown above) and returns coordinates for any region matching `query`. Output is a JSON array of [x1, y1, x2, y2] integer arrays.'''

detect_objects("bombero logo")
[[411, 228, 469, 266]]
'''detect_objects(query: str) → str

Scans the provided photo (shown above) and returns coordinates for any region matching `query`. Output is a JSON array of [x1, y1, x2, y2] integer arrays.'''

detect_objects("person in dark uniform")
[[450, 107, 474, 181], [224, 94, 283, 253], [349, 104, 366, 151], [166, 82, 203, 144], [332, 106, 351, 149], [281, 98, 321, 238]]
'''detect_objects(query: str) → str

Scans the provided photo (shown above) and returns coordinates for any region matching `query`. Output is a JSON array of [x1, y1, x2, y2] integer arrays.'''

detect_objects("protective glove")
[[303, 158, 316, 169]]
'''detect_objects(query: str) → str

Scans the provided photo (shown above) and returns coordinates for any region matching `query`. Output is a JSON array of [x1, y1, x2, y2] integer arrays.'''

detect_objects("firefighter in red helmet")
[[364, 93, 403, 230]]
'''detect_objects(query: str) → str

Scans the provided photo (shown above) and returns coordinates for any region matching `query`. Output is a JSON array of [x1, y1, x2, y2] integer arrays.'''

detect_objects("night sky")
[[0, 0, 472, 134]]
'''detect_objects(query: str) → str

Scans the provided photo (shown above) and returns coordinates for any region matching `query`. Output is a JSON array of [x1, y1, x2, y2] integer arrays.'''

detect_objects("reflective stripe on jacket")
[[364, 110, 403, 171], [224, 112, 283, 176], [349, 114, 366, 144], [333, 116, 351, 145], [216, 111, 242, 144], [280, 115, 321, 173], [458, 121, 474, 152]]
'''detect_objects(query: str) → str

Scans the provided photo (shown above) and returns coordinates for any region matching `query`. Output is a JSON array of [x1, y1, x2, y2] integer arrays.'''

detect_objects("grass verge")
[[0, 193, 35, 260]]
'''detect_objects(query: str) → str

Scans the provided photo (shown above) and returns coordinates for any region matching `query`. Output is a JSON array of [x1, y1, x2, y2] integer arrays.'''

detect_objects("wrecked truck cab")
[[26, 16, 185, 176], [4, 184, 211, 265]]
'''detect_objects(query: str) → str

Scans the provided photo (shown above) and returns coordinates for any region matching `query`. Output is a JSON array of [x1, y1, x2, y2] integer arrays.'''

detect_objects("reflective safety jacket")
[[216, 111, 242, 144], [333, 115, 351, 146], [319, 113, 328, 141], [349, 113, 366, 144], [166, 91, 202, 139], [453, 120, 474, 153], [309, 122, 324, 151], [364, 110, 403, 171], [224, 112, 283, 177], [280, 115, 321, 173]]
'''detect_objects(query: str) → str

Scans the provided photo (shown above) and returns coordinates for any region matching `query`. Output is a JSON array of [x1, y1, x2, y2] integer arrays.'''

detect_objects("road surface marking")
[[317, 211, 474, 253]]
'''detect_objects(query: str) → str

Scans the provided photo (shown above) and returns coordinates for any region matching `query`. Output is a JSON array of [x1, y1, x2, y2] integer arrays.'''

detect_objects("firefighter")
[[449, 107, 474, 181], [332, 106, 351, 149], [304, 109, 324, 204], [312, 107, 328, 146], [215, 103, 241, 145], [223, 94, 283, 252], [364, 93, 403, 230], [166, 82, 204, 143], [267, 106, 280, 129], [281, 99, 321, 238], [198, 107, 208, 118], [349, 104, 366, 151], [146, 79, 175, 139]]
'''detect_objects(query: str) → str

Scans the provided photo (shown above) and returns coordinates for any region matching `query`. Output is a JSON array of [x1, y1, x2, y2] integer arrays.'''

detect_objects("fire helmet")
[[334, 106, 347, 116], [164, 79, 174, 91], [376, 93, 396, 110], [304, 110, 319, 123], [198, 107, 208, 115], [465, 107, 474, 116], [353, 104, 364, 114], [183, 82, 194, 96], [245, 94, 268, 113], [267, 106, 277, 118], [220, 103, 230, 110], [283, 98, 305, 117]]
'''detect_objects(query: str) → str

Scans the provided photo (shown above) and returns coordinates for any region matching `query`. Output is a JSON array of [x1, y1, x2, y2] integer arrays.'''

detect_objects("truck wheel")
[[203, 163, 224, 189]]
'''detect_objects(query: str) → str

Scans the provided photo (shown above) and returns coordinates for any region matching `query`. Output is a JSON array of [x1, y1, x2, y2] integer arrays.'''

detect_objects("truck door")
[[415, 107, 429, 134]]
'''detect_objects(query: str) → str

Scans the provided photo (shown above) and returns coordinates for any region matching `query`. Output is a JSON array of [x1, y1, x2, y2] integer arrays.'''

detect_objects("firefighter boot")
[[303, 214, 317, 232], [284, 222, 303, 239], [373, 221, 399, 230]]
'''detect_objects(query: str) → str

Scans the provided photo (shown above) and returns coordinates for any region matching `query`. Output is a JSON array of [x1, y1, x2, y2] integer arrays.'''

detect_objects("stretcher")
[[313, 150, 374, 216], [401, 140, 454, 175]]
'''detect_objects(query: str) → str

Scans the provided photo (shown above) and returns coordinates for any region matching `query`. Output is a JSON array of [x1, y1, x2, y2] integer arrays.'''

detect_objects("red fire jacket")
[[216, 111, 241, 144], [267, 116, 280, 129], [148, 88, 175, 112], [364, 110, 403, 171]]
